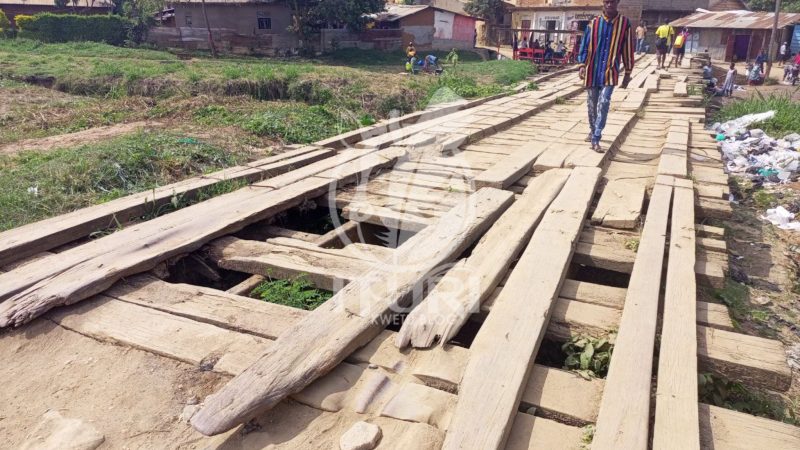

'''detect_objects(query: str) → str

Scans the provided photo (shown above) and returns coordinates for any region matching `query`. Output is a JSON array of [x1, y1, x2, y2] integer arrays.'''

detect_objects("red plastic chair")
[[532, 49, 545, 64], [517, 48, 534, 61], [552, 50, 572, 65]]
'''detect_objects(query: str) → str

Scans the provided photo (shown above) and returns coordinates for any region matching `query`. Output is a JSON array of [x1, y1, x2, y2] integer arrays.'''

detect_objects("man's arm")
[[577, 23, 592, 79], [621, 19, 634, 88]]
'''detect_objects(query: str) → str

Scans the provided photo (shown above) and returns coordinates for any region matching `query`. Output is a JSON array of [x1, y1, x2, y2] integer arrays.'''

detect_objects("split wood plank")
[[0, 146, 335, 267], [225, 275, 265, 297], [342, 202, 433, 232], [395, 169, 571, 348], [442, 167, 601, 450], [653, 178, 699, 450], [0, 147, 405, 328], [592, 175, 674, 450], [190, 187, 515, 436], [590, 179, 646, 229], [259, 226, 321, 242]]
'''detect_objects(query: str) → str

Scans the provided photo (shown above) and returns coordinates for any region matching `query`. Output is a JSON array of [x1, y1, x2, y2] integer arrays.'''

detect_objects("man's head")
[[603, 0, 619, 17], [663, 19, 669, 25]]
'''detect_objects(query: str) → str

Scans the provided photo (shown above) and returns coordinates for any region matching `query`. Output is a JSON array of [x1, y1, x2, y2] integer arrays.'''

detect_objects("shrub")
[[0, 9, 11, 37], [244, 104, 358, 144], [16, 13, 133, 46]]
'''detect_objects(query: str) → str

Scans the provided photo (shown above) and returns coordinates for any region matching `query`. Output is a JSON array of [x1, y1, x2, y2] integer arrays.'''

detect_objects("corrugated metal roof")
[[671, 9, 800, 30], [368, 4, 430, 22]]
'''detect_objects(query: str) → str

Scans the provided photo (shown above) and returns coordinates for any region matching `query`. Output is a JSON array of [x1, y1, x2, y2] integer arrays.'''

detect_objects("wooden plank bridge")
[[0, 55, 797, 449]]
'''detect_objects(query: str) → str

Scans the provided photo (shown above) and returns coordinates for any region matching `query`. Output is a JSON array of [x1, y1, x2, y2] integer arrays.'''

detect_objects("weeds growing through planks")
[[252, 275, 333, 310], [562, 334, 615, 379]]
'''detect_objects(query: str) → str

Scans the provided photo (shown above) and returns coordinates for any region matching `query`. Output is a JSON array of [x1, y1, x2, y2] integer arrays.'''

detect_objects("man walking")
[[577, 0, 634, 152], [655, 20, 674, 69]]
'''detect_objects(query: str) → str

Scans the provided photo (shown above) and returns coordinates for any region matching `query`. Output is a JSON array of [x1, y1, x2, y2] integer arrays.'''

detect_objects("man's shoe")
[[592, 142, 604, 153], [585, 134, 593, 142]]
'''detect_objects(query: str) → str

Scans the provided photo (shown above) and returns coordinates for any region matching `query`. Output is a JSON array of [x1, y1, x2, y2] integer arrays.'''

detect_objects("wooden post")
[[765, 0, 782, 79], [200, 0, 218, 58]]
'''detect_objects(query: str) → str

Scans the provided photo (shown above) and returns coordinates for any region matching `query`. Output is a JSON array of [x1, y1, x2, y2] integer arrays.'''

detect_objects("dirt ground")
[[0, 121, 165, 155], [0, 318, 225, 449]]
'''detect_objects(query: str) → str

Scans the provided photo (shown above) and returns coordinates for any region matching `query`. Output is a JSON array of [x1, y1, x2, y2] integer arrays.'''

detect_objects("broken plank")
[[590, 180, 646, 229], [206, 236, 369, 291], [505, 413, 584, 450], [0, 147, 404, 328], [190, 187, 515, 436], [520, 365, 604, 426], [442, 167, 601, 449], [0, 146, 335, 267], [653, 179, 699, 450], [396, 169, 571, 348], [592, 176, 674, 450]]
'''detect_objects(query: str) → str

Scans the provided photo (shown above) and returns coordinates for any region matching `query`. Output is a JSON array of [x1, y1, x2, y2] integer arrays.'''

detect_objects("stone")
[[180, 404, 200, 423], [20, 410, 104, 450], [783, 133, 800, 143], [339, 421, 382, 450]]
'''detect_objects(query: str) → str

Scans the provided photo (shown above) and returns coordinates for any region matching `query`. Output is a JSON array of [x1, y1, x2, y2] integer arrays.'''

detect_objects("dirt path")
[[0, 121, 164, 156], [0, 318, 224, 448]]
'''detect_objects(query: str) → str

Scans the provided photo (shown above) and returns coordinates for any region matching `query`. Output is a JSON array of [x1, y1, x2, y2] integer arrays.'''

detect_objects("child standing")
[[722, 62, 736, 97]]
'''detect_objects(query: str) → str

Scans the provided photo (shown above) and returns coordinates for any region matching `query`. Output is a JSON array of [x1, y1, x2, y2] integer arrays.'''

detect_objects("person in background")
[[635, 21, 647, 54], [722, 62, 736, 97], [532, 39, 541, 50], [577, 0, 634, 153], [747, 63, 763, 85], [783, 57, 793, 81], [780, 41, 788, 65], [755, 48, 766, 72], [794, 51, 800, 66], [406, 42, 416, 61], [655, 20, 674, 69], [556, 41, 565, 57], [668, 27, 690, 68]]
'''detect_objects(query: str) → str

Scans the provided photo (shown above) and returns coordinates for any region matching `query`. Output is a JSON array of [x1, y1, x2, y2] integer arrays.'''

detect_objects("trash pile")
[[710, 111, 800, 183], [761, 206, 800, 231]]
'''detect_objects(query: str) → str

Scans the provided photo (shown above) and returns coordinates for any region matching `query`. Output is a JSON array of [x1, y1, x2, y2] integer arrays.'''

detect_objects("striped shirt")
[[577, 14, 635, 87]]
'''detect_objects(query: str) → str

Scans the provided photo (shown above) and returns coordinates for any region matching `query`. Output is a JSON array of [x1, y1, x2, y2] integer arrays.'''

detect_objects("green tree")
[[0, 9, 10, 36], [747, 0, 800, 12], [53, 0, 69, 8], [464, 0, 504, 23], [288, 0, 385, 47]]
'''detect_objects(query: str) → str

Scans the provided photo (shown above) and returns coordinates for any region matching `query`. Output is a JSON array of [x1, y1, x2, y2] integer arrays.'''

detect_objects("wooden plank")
[[698, 325, 792, 391], [505, 413, 584, 450], [190, 188, 515, 436], [698, 237, 726, 253], [559, 279, 626, 309], [206, 236, 369, 291], [592, 176, 674, 450], [520, 365, 604, 426], [442, 167, 601, 449], [590, 180, 646, 229], [472, 146, 550, 189], [653, 179, 699, 450], [396, 169, 571, 348], [0, 146, 335, 267], [697, 301, 734, 331], [260, 226, 321, 242], [342, 202, 432, 232], [225, 275, 265, 297], [696, 224, 725, 239], [700, 403, 800, 450], [105, 275, 304, 340], [0, 147, 404, 328], [314, 221, 360, 248]]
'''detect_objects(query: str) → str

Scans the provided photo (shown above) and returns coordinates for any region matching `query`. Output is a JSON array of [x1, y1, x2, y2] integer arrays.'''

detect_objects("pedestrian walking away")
[[668, 27, 690, 68], [780, 42, 789, 65], [654, 20, 674, 69], [577, 0, 634, 153]]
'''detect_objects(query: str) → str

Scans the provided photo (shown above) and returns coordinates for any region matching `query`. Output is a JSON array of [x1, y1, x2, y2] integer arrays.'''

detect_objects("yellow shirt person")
[[655, 23, 674, 46]]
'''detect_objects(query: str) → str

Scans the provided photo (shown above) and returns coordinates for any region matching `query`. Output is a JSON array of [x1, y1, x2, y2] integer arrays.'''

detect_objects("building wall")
[[152, 3, 297, 54], [401, 9, 475, 49]]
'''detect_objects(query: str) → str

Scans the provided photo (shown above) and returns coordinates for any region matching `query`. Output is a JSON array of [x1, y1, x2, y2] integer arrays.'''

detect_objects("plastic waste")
[[760, 206, 800, 231]]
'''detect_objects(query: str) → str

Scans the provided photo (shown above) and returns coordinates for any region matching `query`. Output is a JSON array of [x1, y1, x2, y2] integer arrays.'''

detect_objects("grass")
[[251, 275, 333, 310], [0, 130, 249, 231], [1, 40, 536, 146], [698, 373, 798, 425], [716, 91, 800, 136]]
